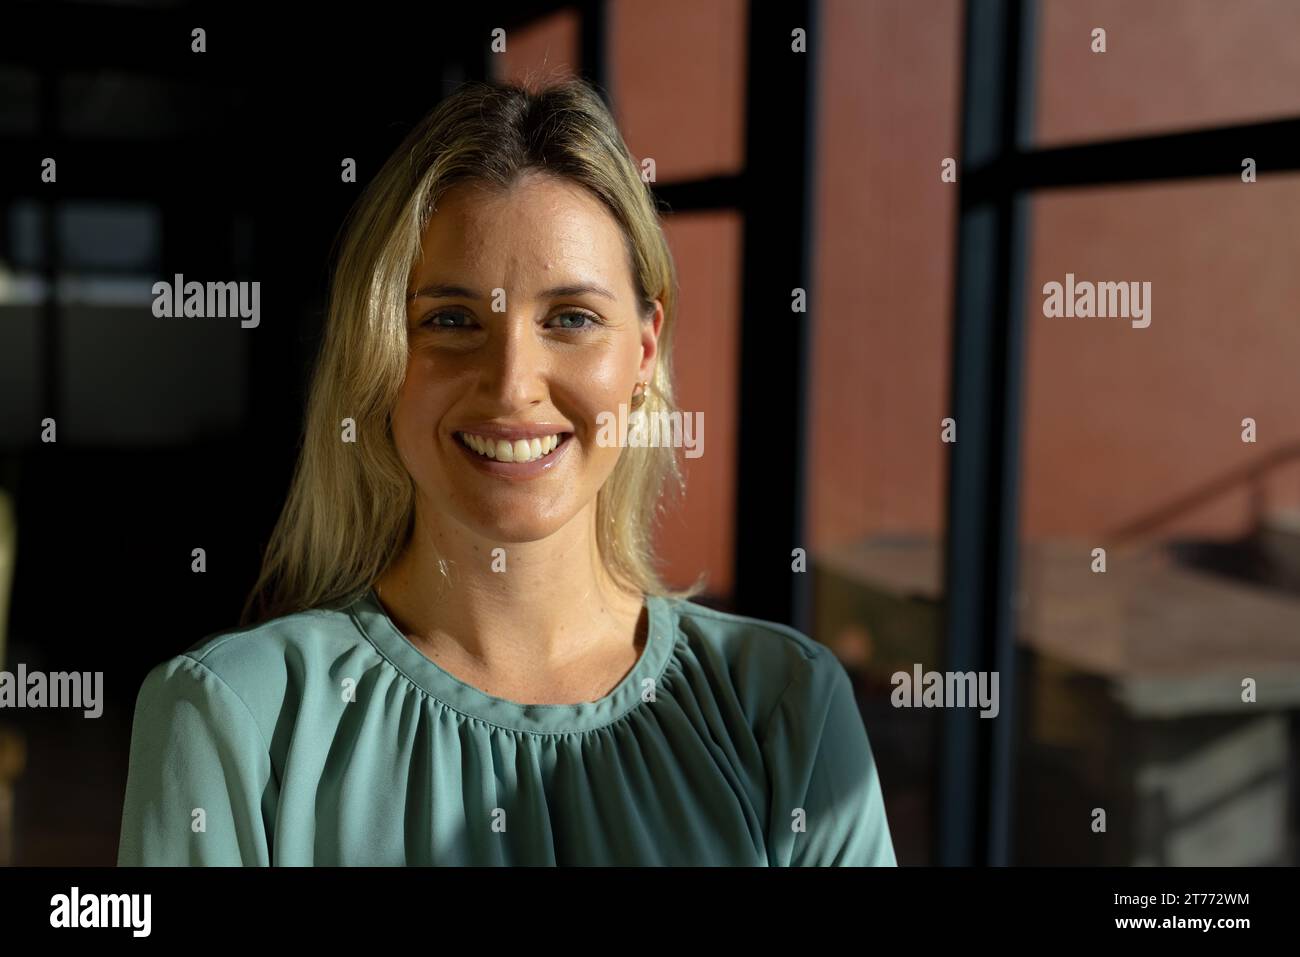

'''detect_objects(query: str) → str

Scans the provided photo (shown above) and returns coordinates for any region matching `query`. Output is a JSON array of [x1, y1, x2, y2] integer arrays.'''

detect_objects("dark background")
[[0, 1, 593, 864]]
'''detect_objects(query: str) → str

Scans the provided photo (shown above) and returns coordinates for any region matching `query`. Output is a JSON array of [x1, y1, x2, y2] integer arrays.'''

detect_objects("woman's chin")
[[458, 508, 574, 545]]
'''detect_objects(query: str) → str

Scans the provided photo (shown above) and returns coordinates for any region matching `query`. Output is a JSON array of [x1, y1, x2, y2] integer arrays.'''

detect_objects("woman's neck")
[[372, 500, 646, 685]]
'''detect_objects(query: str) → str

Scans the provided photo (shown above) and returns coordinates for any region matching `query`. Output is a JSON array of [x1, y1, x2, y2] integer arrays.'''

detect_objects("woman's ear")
[[638, 300, 664, 383]]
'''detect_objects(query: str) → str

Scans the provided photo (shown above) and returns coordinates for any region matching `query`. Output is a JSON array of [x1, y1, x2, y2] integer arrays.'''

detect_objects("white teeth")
[[459, 432, 564, 464]]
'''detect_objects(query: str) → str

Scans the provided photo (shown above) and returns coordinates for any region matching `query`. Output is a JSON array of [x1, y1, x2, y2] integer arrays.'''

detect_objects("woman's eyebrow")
[[541, 282, 618, 301], [407, 281, 617, 302], [407, 282, 478, 301]]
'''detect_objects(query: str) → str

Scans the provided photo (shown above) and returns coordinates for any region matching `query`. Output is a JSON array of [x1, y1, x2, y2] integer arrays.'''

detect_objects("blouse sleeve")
[[762, 651, 897, 866], [117, 655, 276, 866]]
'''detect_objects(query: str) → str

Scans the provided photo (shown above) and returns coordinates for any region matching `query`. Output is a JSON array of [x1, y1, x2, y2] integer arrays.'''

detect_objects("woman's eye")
[[549, 311, 601, 331], [418, 309, 601, 331], [421, 310, 475, 329]]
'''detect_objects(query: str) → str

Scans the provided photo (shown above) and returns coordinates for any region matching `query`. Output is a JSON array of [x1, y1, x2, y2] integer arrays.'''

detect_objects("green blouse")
[[117, 588, 897, 866]]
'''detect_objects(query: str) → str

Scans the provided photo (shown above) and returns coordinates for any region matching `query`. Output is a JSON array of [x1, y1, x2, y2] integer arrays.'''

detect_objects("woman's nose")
[[478, 317, 549, 407]]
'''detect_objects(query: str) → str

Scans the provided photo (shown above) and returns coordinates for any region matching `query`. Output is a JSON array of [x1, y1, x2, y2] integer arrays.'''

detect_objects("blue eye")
[[549, 311, 602, 331]]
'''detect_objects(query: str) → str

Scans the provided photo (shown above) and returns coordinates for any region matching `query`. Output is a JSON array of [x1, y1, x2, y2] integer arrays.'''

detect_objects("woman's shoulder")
[[134, 597, 371, 716], [660, 595, 852, 714]]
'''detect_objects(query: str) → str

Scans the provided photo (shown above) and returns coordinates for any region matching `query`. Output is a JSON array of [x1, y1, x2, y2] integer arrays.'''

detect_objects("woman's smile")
[[451, 427, 577, 480]]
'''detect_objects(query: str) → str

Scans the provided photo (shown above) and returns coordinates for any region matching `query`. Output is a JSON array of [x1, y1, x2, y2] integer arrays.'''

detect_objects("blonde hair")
[[242, 78, 705, 625]]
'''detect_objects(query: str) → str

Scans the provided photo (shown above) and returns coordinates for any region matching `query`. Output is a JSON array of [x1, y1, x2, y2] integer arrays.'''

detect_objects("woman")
[[117, 78, 896, 867]]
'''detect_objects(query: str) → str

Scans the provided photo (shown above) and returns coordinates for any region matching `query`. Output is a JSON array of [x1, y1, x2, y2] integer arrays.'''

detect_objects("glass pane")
[[0, 68, 38, 135], [807, 0, 966, 867], [1035, 0, 1300, 147], [493, 8, 580, 87], [1016, 174, 1300, 864], [610, 0, 747, 183], [0, 305, 41, 443], [61, 304, 246, 443], [59, 73, 239, 139], [655, 211, 741, 601], [8, 201, 44, 269], [57, 203, 160, 271]]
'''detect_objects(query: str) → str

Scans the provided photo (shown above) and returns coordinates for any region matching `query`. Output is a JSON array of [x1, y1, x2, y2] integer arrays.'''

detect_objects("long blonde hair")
[[242, 78, 705, 625]]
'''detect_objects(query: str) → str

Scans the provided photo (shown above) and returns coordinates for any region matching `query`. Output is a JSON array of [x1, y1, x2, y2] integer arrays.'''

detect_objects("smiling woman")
[[116, 78, 897, 867]]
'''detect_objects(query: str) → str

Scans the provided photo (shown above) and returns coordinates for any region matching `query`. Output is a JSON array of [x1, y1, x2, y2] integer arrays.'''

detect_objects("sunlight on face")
[[392, 170, 662, 543]]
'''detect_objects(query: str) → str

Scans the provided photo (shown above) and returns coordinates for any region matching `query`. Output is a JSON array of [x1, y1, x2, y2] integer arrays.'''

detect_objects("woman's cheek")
[[576, 350, 631, 406], [391, 382, 437, 473]]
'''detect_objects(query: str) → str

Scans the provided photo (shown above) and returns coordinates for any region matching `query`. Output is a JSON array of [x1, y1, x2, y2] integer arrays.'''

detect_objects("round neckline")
[[349, 586, 675, 735]]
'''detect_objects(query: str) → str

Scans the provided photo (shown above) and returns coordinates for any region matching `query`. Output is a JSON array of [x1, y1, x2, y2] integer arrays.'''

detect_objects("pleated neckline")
[[348, 586, 675, 735]]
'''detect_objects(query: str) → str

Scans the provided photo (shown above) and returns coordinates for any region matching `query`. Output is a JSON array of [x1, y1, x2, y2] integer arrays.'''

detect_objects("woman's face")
[[392, 170, 662, 544]]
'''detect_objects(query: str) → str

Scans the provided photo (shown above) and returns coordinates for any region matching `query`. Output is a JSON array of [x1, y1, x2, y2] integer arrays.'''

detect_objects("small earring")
[[630, 380, 649, 410]]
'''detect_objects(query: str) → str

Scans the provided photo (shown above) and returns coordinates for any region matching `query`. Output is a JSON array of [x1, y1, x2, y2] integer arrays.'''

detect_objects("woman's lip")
[[452, 431, 573, 479]]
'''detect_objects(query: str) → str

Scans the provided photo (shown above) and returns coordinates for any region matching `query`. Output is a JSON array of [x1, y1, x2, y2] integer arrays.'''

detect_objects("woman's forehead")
[[429, 172, 611, 235], [417, 176, 631, 288]]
